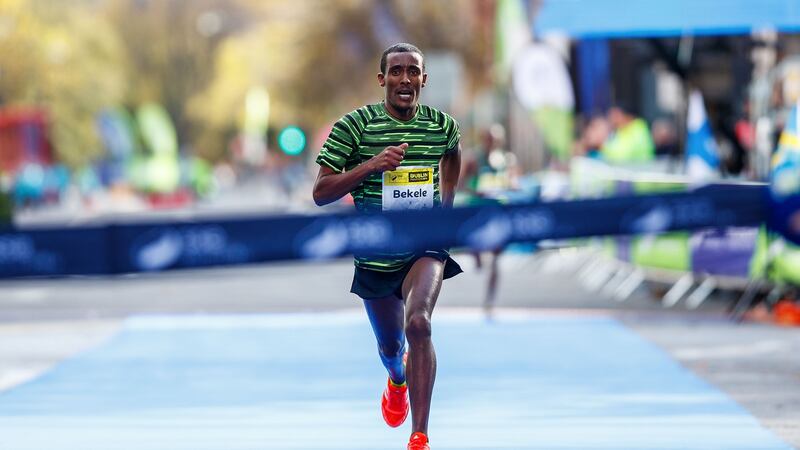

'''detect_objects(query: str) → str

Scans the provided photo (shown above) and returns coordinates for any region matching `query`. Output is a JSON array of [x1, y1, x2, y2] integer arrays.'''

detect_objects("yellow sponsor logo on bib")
[[384, 167, 433, 186]]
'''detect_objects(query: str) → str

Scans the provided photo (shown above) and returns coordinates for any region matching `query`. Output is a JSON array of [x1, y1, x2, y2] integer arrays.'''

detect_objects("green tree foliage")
[[0, 0, 496, 167], [104, 0, 249, 154], [0, 0, 128, 168], [187, 0, 495, 161]]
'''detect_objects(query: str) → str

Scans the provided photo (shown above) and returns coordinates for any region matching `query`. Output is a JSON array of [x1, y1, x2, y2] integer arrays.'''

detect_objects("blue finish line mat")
[[0, 312, 792, 450]]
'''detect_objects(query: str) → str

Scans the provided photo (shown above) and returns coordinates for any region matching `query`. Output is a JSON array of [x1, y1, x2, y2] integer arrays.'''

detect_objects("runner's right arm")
[[313, 144, 407, 206]]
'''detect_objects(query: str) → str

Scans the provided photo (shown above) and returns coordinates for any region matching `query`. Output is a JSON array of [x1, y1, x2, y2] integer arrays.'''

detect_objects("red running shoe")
[[381, 377, 409, 427], [407, 432, 430, 450]]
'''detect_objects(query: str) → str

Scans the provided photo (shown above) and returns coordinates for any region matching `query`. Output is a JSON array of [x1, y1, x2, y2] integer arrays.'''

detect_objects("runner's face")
[[379, 52, 426, 119]]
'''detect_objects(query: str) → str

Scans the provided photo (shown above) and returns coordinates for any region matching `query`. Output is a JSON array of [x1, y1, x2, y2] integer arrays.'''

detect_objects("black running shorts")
[[350, 250, 463, 300]]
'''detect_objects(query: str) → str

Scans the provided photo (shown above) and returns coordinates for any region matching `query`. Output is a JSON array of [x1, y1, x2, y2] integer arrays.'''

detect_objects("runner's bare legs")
[[363, 295, 406, 384], [401, 256, 444, 435]]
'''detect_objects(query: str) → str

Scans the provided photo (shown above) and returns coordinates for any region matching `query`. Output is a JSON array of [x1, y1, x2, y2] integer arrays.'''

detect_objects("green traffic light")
[[278, 126, 306, 155]]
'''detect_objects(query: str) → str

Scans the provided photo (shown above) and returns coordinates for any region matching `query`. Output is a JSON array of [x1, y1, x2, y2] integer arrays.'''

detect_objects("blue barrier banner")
[[0, 226, 109, 277], [0, 184, 769, 278]]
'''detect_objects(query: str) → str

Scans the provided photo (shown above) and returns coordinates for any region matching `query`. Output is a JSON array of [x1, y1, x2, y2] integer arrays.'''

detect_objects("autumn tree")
[[0, 0, 128, 168]]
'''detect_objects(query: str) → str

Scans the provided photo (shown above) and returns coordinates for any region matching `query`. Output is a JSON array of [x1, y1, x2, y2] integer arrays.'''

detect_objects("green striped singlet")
[[316, 102, 460, 272]]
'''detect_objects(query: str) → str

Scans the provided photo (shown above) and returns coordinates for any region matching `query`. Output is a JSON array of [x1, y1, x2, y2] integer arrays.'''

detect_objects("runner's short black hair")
[[380, 43, 425, 74]]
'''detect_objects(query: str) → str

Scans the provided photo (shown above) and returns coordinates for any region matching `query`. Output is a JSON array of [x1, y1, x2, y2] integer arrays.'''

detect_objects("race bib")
[[382, 166, 434, 211]]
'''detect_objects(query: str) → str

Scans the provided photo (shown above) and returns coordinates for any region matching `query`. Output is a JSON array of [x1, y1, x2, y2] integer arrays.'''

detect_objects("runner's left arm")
[[440, 142, 462, 209]]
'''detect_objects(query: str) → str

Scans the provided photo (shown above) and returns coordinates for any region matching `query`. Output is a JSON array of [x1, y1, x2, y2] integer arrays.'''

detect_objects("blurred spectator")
[[651, 118, 679, 159], [13, 164, 46, 208], [726, 98, 754, 175], [0, 169, 11, 223], [734, 99, 754, 153], [601, 104, 655, 164], [574, 115, 610, 159]]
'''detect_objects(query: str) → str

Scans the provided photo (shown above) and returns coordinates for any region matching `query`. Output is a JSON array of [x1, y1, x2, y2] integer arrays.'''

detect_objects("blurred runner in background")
[[458, 124, 518, 319]]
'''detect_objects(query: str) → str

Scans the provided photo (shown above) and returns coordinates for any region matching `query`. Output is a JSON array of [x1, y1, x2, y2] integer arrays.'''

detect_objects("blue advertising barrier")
[[0, 184, 772, 278]]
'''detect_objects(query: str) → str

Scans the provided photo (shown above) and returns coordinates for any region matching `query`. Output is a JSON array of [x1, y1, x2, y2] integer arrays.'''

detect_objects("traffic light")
[[277, 126, 306, 156]]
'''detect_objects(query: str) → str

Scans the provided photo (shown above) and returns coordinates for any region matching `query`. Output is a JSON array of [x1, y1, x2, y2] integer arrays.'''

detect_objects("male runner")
[[312, 43, 461, 450]]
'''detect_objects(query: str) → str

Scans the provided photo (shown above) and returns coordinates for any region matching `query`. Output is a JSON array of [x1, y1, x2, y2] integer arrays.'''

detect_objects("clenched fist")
[[369, 143, 407, 173]]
